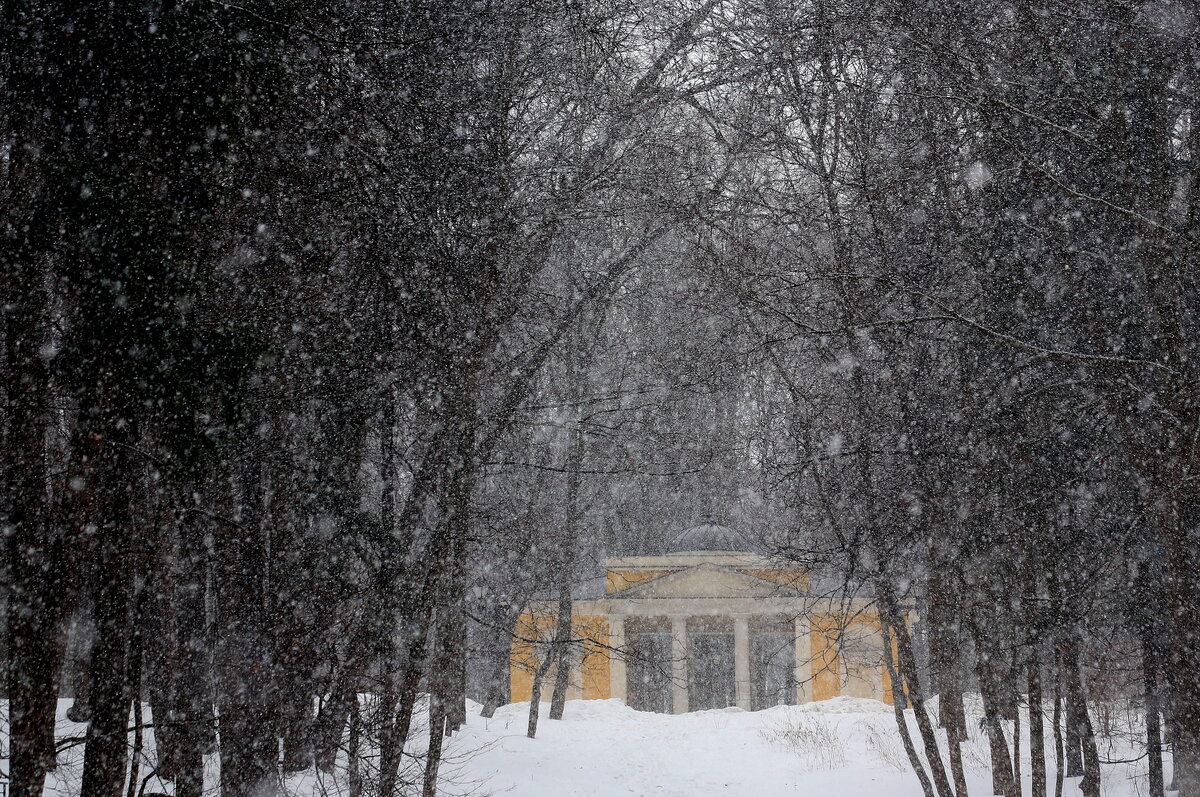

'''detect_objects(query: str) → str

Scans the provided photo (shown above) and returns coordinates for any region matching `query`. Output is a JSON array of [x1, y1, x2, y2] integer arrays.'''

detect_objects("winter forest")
[[3, 0, 1200, 796]]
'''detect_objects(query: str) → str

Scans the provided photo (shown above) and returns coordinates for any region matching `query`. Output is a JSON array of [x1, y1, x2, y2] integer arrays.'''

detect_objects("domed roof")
[[668, 522, 749, 553]]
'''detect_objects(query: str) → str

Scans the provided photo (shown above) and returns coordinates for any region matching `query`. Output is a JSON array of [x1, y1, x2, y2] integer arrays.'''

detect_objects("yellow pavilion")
[[510, 523, 893, 713]]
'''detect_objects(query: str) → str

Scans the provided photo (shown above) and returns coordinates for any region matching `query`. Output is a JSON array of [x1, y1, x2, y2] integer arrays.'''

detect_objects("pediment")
[[614, 563, 800, 600]]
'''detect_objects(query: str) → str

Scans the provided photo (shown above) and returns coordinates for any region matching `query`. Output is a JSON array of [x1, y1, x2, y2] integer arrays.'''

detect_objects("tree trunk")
[[1063, 659, 1083, 780], [547, 587, 574, 721], [420, 696, 444, 797], [1052, 677, 1064, 797], [378, 622, 430, 797], [274, 499, 315, 775], [479, 634, 511, 719], [880, 620, 937, 797], [2, 209, 73, 797], [549, 411, 584, 721], [347, 697, 362, 797], [1064, 645, 1099, 797], [1162, 491, 1200, 796], [979, 671, 1019, 797], [422, 673, 448, 797], [926, 568, 968, 797], [125, 689, 143, 797], [5, 544, 72, 797], [172, 503, 214, 797], [216, 453, 279, 797], [124, 578, 148, 797], [1029, 658, 1047, 797], [279, 689, 314, 775], [314, 679, 354, 774], [878, 580, 955, 797], [1013, 690, 1022, 792], [947, 725, 968, 797], [443, 533, 469, 735], [145, 532, 180, 782], [1144, 635, 1165, 797], [526, 643, 555, 740], [80, 558, 135, 797], [80, 437, 138, 797]]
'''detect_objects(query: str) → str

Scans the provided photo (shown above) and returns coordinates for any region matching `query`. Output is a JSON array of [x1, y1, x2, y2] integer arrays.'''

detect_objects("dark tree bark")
[[877, 580, 955, 797], [378, 611, 432, 797], [2, 266, 73, 797], [1053, 676, 1065, 797], [526, 642, 555, 740], [927, 571, 968, 797], [80, 436, 139, 797], [1063, 670, 1083, 779], [422, 680, 448, 797], [1161, 496, 1200, 796], [479, 625, 513, 720], [171, 504, 215, 797], [5, 544, 72, 797], [546, 586, 575, 722], [1064, 644, 1100, 797], [314, 679, 355, 775], [1012, 687, 1022, 791], [880, 620, 937, 797], [1029, 658, 1047, 797], [549, 403, 584, 722], [1144, 635, 1165, 797], [978, 662, 1019, 797], [443, 531, 470, 735], [216, 453, 280, 797], [347, 697, 362, 797]]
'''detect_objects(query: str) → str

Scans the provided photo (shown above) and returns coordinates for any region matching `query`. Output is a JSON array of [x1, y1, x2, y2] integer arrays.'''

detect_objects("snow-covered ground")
[[444, 697, 932, 797], [1, 696, 1167, 796], [441, 697, 1160, 797]]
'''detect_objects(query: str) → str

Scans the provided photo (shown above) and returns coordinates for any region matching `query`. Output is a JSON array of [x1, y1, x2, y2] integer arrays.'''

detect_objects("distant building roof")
[[667, 522, 750, 553]]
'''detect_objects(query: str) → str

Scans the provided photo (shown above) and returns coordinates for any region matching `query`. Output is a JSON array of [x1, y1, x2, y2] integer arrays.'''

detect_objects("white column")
[[795, 615, 812, 704], [671, 616, 689, 714], [734, 616, 751, 710], [609, 616, 627, 703]]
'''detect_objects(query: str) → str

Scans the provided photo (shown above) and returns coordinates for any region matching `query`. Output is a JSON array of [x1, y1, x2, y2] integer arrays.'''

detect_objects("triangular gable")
[[614, 563, 801, 600]]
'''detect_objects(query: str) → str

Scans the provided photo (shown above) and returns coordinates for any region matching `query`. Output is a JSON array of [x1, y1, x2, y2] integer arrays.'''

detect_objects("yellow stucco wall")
[[810, 613, 843, 702], [581, 619, 611, 699], [808, 612, 893, 705], [510, 614, 611, 703], [509, 613, 553, 703]]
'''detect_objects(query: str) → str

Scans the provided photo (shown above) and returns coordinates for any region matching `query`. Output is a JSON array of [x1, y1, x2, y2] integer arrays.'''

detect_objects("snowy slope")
[[443, 698, 927, 797], [1, 697, 1166, 796], [438, 697, 1160, 797]]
